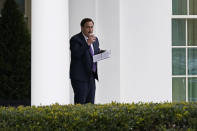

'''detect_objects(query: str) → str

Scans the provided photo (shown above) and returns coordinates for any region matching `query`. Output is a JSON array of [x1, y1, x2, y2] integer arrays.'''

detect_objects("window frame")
[[172, 0, 197, 102]]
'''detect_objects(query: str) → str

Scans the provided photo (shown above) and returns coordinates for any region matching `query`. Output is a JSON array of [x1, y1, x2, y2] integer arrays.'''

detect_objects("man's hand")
[[87, 34, 96, 46]]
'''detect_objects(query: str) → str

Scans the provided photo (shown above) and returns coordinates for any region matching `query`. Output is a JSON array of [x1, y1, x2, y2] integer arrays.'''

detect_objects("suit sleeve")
[[70, 37, 90, 59]]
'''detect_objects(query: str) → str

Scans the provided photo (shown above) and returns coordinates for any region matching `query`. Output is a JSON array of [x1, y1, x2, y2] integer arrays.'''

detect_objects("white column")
[[31, 0, 69, 106], [120, 0, 172, 102]]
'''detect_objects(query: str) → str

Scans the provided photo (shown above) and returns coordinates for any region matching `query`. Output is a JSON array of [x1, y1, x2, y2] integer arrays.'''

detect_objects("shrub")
[[0, 0, 31, 102], [0, 102, 197, 130]]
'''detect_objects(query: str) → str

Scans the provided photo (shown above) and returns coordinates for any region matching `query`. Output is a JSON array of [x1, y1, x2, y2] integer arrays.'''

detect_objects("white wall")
[[69, 0, 96, 37], [69, 0, 172, 103], [69, 0, 120, 103], [120, 0, 172, 102], [69, 0, 96, 104], [95, 0, 120, 103]]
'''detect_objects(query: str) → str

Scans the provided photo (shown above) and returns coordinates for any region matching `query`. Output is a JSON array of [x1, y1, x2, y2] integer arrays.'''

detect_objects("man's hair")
[[80, 18, 94, 27]]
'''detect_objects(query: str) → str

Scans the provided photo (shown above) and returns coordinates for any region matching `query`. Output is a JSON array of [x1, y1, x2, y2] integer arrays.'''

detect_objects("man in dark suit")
[[69, 18, 100, 104]]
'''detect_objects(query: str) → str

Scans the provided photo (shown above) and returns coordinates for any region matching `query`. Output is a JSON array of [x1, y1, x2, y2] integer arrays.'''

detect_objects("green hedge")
[[0, 102, 197, 130]]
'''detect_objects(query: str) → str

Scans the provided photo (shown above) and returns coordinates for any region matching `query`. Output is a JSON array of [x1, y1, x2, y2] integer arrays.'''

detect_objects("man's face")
[[81, 21, 94, 37]]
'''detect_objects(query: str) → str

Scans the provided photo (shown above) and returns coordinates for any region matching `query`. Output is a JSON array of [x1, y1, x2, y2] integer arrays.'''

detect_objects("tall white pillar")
[[120, 0, 171, 102], [31, 0, 70, 106]]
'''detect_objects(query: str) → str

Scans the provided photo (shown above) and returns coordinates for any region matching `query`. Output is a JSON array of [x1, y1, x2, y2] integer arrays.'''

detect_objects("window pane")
[[188, 48, 197, 75], [172, 19, 186, 46], [172, 77, 186, 102], [188, 78, 197, 102], [15, 0, 25, 14], [188, 19, 197, 46], [0, 0, 24, 15], [172, 0, 187, 15], [0, 0, 5, 15], [189, 0, 197, 15], [172, 48, 186, 75]]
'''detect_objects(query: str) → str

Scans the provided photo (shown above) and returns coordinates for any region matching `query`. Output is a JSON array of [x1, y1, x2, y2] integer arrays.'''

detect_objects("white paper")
[[93, 50, 111, 62]]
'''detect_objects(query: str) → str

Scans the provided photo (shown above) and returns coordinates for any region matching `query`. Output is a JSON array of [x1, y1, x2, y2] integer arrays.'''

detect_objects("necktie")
[[89, 46, 97, 72]]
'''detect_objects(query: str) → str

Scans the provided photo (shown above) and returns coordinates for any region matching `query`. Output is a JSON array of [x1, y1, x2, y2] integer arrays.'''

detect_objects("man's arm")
[[70, 37, 89, 59]]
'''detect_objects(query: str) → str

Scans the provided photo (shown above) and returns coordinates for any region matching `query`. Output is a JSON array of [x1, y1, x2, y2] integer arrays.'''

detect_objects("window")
[[0, 0, 25, 15], [15, 0, 25, 14], [172, 0, 197, 102], [0, 0, 5, 15]]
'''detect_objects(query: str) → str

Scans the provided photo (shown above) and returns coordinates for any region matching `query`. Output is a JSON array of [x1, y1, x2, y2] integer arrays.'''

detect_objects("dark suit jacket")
[[69, 32, 100, 81]]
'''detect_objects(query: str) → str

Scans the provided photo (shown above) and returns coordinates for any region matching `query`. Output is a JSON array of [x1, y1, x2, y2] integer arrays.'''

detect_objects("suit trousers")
[[71, 76, 96, 104]]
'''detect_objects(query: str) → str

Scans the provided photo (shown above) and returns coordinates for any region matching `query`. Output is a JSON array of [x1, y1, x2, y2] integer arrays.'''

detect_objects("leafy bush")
[[0, 0, 31, 101], [0, 102, 197, 130]]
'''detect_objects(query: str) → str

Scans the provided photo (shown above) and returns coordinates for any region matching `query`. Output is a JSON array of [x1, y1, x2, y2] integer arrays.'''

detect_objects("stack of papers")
[[93, 50, 111, 62]]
